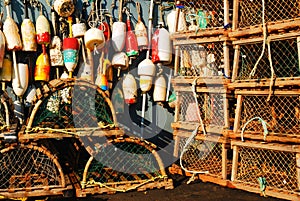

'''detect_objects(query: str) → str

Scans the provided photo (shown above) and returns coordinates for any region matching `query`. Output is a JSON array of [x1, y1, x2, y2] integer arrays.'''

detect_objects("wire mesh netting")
[[235, 145, 298, 193], [237, 0, 300, 28], [30, 82, 114, 131], [81, 137, 166, 191], [178, 43, 224, 77], [236, 38, 300, 80], [0, 145, 64, 191], [239, 95, 300, 135], [179, 91, 226, 128], [180, 0, 227, 30], [179, 136, 224, 176]]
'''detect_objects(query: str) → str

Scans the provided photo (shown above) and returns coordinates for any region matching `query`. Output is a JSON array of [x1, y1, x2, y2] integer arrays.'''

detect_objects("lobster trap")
[[22, 78, 123, 140], [77, 136, 173, 196], [232, 87, 300, 143], [174, 0, 230, 34], [173, 36, 232, 79], [172, 77, 233, 135], [231, 34, 300, 81], [170, 76, 234, 185], [231, 0, 300, 37], [0, 143, 71, 199], [231, 140, 300, 200]]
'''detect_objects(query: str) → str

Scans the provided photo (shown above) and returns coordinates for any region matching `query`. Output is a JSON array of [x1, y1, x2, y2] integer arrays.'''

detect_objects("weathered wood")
[[171, 28, 227, 40], [173, 36, 230, 46], [221, 143, 228, 180], [231, 140, 300, 153], [233, 95, 242, 134], [235, 89, 300, 95], [229, 77, 300, 89], [172, 122, 226, 136], [231, 45, 240, 82], [230, 145, 239, 181], [229, 18, 300, 38], [297, 153, 300, 191], [232, 0, 239, 30]]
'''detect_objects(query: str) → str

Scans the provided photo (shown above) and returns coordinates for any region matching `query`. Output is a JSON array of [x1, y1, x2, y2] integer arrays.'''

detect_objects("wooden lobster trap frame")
[[231, 33, 300, 82], [172, 36, 232, 79], [231, 140, 300, 200], [230, 0, 300, 38], [230, 85, 300, 143], [170, 76, 234, 185], [171, 0, 231, 38]]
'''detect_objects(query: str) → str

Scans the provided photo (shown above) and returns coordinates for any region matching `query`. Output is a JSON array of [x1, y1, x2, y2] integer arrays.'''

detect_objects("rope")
[[83, 175, 167, 192], [240, 117, 269, 142], [179, 77, 209, 178], [249, 0, 275, 101]]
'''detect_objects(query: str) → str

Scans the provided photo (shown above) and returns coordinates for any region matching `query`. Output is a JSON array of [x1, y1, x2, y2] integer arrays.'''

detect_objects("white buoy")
[[122, 73, 137, 104], [111, 0, 126, 52], [12, 63, 28, 97], [112, 52, 129, 77]]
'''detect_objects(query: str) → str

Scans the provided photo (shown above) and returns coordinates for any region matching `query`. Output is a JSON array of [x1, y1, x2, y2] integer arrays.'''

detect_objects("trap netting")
[[27, 79, 115, 133], [237, 0, 300, 28], [80, 137, 167, 192], [234, 145, 298, 193], [0, 144, 64, 192], [179, 90, 226, 128], [239, 95, 300, 136], [236, 38, 300, 80], [179, 136, 224, 176], [178, 43, 224, 77], [179, 0, 227, 30]]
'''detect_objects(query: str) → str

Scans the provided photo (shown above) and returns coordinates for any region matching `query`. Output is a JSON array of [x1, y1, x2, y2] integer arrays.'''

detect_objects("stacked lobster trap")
[[169, 0, 235, 185], [0, 78, 173, 199], [228, 0, 300, 200]]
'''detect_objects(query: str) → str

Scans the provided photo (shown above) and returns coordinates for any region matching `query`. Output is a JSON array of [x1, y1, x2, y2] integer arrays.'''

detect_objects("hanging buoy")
[[135, 2, 148, 50], [54, 0, 75, 17], [12, 63, 28, 97], [122, 73, 137, 104], [0, 54, 12, 83], [72, 22, 86, 38], [84, 27, 105, 51], [34, 47, 50, 81], [21, 0, 37, 51], [112, 52, 128, 77], [63, 17, 79, 77], [111, 0, 126, 52], [152, 5, 172, 64], [153, 64, 166, 102], [36, 14, 51, 46], [138, 58, 156, 92], [95, 52, 109, 91], [167, 9, 186, 34], [3, 0, 23, 88], [124, 8, 138, 57], [50, 8, 64, 78]]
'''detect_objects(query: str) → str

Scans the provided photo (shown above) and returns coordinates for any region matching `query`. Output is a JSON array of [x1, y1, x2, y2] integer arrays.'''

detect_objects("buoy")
[[63, 17, 79, 77], [122, 73, 137, 104], [50, 8, 64, 78], [34, 47, 50, 81], [153, 64, 166, 102], [72, 22, 86, 38], [138, 58, 155, 92], [12, 63, 28, 97], [152, 5, 172, 64], [54, 0, 75, 17], [0, 54, 12, 83], [84, 27, 105, 51], [3, 0, 23, 88], [167, 9, 187, 34], [112, 52, 128, 77], [35, 8, 51, 82], [21, 0, 37, 51], [124, 8, 138, 57], [135, 2, 148, 50], [95, 52, 109, 91], [111, 0, 126, 52]]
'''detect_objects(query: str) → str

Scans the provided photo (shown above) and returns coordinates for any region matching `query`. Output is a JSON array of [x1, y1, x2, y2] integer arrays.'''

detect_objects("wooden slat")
[[231, 140, 300, 153], [229, 18, 300, 38], [229, 78, 300, 89]]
